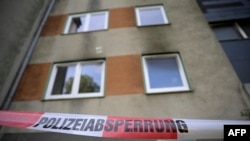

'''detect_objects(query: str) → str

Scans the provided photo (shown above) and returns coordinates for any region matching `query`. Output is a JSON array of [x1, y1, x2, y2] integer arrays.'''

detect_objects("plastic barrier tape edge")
[[0, 110, 250, 140]]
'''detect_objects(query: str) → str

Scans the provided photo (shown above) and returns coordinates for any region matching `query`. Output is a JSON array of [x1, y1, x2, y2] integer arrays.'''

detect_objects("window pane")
[[52, 65, 76, 95], [88, 13, 106, 31], [139, 7, 165, 26], [146, 57, 183, 88], [78, 63, 102, 93], [212, 25, 241, 40]]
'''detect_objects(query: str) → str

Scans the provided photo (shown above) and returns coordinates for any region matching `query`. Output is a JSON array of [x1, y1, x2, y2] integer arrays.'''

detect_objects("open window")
[[63, 11, 109, 34]]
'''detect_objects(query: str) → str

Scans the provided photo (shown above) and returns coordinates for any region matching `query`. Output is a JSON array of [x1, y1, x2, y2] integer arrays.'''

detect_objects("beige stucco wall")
[[4, 0, 250, 134]]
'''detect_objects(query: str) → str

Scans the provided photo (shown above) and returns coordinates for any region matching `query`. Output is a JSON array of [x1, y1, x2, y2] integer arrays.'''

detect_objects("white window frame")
[[44, 60, 106, 100], [142, 54, 190, 94], [135, 5, 169, 26], [63, 11, 109, 34]]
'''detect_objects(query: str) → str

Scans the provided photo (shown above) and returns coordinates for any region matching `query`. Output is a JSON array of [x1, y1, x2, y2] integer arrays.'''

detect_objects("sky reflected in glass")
[[146, 57, 183, 88], [139, 7, 165, 26], [89, 13, 106, 31]]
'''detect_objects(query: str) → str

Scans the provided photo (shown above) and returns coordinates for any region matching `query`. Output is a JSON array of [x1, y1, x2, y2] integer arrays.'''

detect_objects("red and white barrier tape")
[[0, 110, 250, 140]]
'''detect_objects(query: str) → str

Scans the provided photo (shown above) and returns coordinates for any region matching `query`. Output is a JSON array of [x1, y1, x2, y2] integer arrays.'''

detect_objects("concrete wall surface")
[[2, 0, 250, 135], [0, 0, 51, 108]]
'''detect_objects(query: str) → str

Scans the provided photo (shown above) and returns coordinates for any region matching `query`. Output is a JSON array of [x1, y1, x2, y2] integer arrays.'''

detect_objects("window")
[[135, 5, 169, 26], [211, 22, 249, 41], [142, 54, 190, 94], [211, 20, 250, 95], [63, 11, 109, 34], [212, 24, 242, 41], [44, 60, 105, 100]]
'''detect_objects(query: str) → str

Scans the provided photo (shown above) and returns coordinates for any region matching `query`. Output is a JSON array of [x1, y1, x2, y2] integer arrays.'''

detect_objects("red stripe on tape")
[[0, 111, 43, 128], [103, 116, 177, 139]]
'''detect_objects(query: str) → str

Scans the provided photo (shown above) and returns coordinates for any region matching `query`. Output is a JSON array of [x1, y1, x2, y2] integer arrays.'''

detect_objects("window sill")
[[136, 23, 171, 28], [61, 29, 109, 36], [42, 94, 105, 101], [145, 89, 193, 95]]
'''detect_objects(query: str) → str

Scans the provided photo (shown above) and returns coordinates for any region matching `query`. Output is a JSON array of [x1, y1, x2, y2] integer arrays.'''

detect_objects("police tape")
[[0, 110, 250, 140]]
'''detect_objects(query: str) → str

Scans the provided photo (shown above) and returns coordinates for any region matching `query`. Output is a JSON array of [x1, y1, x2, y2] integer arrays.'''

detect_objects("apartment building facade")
[[197, 0, 250, 96], [1, 0, 250, 140]]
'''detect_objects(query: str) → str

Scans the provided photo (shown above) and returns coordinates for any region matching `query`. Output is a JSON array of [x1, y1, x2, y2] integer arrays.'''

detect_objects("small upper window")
[[44, 60, 105, 100], [135, 5, 169, 26], [63, 11, 109, 34], [212, 24, 242, 41], [142, 53, 190, 94], [211, 22, 250, 41]]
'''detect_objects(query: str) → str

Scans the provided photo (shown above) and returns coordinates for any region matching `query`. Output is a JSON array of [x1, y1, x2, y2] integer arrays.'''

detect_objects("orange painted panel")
[[106, 55, 144, 96], [13, 63, 51, 101], [40, 15, 66, 36], [109, 7, 136, 29]]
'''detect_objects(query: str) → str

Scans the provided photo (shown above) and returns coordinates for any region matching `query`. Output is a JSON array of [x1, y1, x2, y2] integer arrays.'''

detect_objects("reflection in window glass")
[[146, 57, 183, 88], [52, 65, 76, 95], [212, 25, 242, 41], [89, 13, 106, 31], [45, 60, 105, 100], [139, 8, 165, 26], [79, 63, 102, 93]]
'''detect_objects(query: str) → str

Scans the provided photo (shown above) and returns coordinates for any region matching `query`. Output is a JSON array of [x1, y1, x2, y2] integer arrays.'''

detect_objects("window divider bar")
[[72, 63, 81, 96]]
